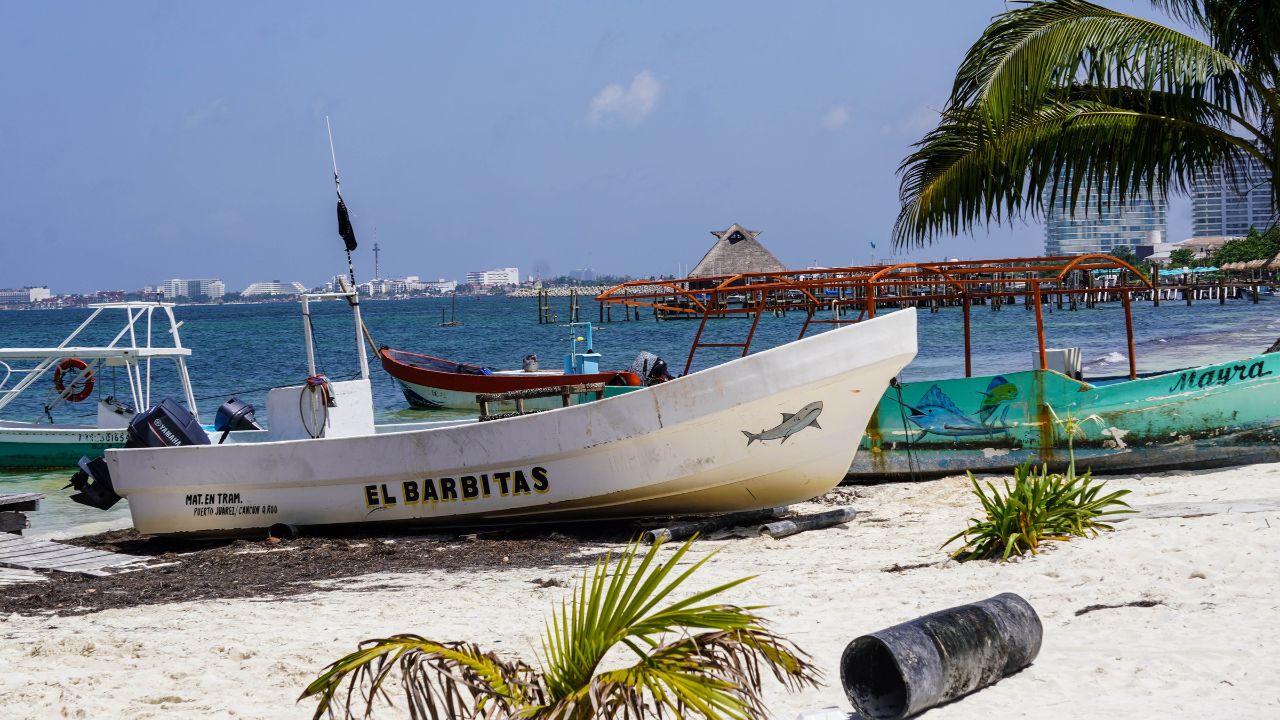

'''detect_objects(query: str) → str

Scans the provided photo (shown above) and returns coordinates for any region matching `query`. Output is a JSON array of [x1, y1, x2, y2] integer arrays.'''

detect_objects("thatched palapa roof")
[[688, 224, 787, 278], [1223, 253, 1280, 271]]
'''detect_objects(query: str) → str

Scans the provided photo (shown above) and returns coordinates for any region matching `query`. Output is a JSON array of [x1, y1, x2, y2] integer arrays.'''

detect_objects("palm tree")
[[895, 0, 1280, 247], [300, 538, 819, 719]]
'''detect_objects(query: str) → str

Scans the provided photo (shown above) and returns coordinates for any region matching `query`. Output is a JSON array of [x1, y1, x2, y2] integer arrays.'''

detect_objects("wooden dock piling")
[[0, 493, 42, 535]]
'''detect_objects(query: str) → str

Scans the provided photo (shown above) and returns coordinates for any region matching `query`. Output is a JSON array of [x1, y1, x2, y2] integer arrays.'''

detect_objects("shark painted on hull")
[[742, 401, 823, 445]]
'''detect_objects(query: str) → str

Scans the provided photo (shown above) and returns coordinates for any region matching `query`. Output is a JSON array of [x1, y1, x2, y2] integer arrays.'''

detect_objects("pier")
[[0, 492, 41, 535], [595, 254, 1276, 376], [506, 261, 1271, 330]]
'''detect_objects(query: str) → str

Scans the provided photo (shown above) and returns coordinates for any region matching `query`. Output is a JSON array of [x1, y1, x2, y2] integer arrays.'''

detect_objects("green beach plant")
[[300, 538, 819, 719], [944, 458, 1134, 562], [895, 0, 1280, 248]]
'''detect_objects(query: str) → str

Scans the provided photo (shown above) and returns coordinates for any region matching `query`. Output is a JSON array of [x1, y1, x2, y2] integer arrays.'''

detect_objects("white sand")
[[3, 463, 1280, 719]]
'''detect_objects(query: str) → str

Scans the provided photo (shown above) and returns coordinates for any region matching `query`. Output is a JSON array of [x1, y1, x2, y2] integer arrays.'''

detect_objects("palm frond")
[[1152, 0, 1280, 84], [897, 0, 1280, 247], [300, 636, 540, 720], [952, 0, 1248, 121], [303, 537, 816, 720], [894, 94, 1255, 246], [539, 629, 820, 720], [540, 538, 754, 701]]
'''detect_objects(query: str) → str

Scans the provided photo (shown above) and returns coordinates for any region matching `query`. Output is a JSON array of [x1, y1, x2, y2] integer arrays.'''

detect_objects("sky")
[[0, 1, 1194, 294]]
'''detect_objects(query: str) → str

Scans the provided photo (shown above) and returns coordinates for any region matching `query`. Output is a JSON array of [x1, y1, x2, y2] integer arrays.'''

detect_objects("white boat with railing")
[[0, 302, 201, 469], [67, 288, 918, 536]]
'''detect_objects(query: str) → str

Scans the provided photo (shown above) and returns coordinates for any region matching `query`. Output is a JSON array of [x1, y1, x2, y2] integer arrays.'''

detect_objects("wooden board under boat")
[[849, 351, 1280, 481], [102, 310, 918, 536]]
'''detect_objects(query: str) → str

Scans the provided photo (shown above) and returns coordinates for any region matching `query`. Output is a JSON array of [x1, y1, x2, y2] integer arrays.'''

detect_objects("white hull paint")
[[108, 310, 917, 535]]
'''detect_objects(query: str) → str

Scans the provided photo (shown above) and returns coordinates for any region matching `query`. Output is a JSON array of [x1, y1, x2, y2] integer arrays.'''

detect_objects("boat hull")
[[107, 310, 918, 535], [0, 424, 128, 470], [849, 352, 1280, 481]]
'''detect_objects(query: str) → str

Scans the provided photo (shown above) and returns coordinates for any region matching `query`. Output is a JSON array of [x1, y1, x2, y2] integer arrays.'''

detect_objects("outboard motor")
[[630, 351, 675, 386], [68, 456, 120, 510], [214, 397, 264, 444], [648, 358, 674, 384], [67, 397, 209, 510], [125, 398, 210, 449]]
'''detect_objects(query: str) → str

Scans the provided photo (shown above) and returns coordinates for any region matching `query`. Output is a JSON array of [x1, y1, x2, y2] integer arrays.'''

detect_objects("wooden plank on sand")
[[0, 533, 148, 577], [0, 567, 46, 587]]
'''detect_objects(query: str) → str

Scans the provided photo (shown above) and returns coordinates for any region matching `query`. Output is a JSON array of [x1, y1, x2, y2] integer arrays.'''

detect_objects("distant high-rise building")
[[1043, 177, 1166, 255], [401, 276, 457, 293], [1192, 155, 1275, 237], [241, 280, 307, 296], [466, 267, 520, 286], [160, 278, 224, 301], [359, 278, 405, 296], [569, 268, 597, 282], [0, 286, 51, 304]]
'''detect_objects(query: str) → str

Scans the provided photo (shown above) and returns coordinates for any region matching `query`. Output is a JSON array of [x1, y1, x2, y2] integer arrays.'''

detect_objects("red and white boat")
[[379, 323, 645, 411]]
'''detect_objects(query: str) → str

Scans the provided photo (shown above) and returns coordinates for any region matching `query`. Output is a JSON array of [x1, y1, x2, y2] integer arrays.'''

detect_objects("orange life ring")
[[53, 358, 95, 402]]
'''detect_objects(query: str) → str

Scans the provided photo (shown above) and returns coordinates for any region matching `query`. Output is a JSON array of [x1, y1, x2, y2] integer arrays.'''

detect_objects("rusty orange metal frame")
[[596, 255, 1155, 377]]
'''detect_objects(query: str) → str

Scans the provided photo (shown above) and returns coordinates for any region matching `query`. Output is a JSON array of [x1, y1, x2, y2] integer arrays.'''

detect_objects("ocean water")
[[2, 294, 1278, 537]]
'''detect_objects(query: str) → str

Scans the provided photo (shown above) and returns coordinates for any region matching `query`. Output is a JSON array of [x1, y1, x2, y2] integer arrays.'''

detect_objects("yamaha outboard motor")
[[67, 397, 210, 510], [126, 398, 210, 449], [213, 397, 263, 444]]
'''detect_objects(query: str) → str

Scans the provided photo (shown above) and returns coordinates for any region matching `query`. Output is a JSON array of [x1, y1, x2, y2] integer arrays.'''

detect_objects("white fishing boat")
[[69, 289, 917, 536], [0, 303, 202, 469]]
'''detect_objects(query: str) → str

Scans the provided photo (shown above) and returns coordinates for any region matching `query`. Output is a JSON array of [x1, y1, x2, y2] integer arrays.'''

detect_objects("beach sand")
[[2, 463, 1279, 719]]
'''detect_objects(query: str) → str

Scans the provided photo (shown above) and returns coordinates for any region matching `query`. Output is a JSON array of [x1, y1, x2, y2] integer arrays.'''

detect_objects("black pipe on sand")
[[839, 593, 1042, 720]]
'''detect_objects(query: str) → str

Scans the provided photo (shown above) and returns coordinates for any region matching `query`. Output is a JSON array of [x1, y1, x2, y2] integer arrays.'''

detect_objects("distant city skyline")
[[1, 1, 1195, 294]]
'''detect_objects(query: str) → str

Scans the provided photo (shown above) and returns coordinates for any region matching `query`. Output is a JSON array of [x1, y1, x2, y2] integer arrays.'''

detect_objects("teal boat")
[[0, 302, 202, 470], [849, 352, 1280, 480]]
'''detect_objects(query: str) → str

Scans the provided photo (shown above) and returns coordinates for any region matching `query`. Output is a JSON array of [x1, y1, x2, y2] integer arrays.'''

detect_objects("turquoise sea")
[[3, 294, 1278, 537]]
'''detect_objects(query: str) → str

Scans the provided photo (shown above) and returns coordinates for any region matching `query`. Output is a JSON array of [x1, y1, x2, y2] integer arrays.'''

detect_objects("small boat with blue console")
[[0, 302, 204, 470], [379, 322, 644, 412]]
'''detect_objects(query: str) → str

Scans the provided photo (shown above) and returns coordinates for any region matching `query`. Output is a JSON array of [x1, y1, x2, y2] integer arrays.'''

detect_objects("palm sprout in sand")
[[300, 538, 819, 719], [896, 0, 1280, 247]]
